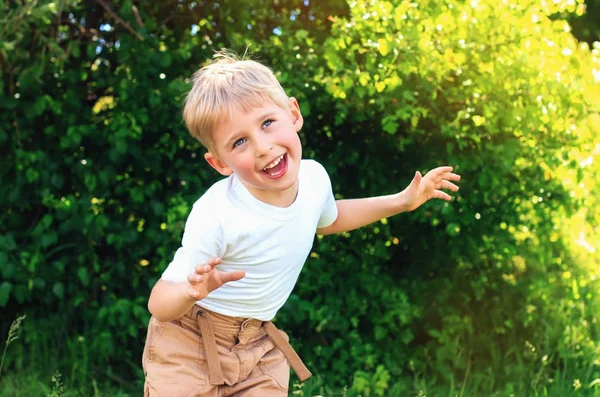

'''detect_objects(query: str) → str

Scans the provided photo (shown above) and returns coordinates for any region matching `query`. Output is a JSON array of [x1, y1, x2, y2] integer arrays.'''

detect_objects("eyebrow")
[[223, 111, 277, 148]]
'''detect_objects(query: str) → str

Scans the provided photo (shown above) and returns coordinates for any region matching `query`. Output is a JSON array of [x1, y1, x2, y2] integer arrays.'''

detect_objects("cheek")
[[234, 156, 256, 174], [280, 127, 301, 146], [289, 131, 302, 151]]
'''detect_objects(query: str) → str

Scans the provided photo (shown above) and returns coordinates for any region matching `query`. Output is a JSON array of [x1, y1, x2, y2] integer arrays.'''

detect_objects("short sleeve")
[[161, 204, 224, 283], [315, 164, 338, 228]]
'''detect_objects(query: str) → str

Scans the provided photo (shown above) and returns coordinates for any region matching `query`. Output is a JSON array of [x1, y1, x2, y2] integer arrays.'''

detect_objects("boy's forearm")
[[148, 279, 198, 322], [317, 192, 410, 235]]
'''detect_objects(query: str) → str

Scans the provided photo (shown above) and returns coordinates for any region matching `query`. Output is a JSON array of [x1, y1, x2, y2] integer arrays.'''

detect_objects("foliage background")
[[1, 0, 599, 396]]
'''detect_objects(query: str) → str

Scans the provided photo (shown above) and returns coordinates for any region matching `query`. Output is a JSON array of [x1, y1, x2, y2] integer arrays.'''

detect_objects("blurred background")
[[1, 0, 599, 396]]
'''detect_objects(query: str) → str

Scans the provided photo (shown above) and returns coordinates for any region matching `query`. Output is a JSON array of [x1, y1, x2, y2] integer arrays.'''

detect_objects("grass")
[[0, 372, 132, 397], [0, 314, 25, 378], [2, 315, 600, 397], [2, 366, 600, 397]]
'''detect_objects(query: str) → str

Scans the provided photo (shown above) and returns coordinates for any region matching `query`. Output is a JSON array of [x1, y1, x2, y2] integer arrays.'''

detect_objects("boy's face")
[[204, 97, 304, 207]]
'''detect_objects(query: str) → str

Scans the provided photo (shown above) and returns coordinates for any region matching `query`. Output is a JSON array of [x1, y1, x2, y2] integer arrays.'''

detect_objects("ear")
[[288, 97, 304, 132], [204, 151, 233, 176]]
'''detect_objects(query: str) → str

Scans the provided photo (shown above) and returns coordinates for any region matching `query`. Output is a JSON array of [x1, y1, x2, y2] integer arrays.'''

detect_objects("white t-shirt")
[[161, 159, 338, 321]]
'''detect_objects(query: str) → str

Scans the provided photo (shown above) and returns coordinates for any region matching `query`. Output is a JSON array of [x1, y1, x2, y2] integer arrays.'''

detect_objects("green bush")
[[309, 0, 600, 392], [1, 0, 599, 395]]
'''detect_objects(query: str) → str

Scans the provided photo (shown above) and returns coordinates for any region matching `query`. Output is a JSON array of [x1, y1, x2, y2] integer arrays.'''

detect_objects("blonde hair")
[[183, 50, 290, 151]]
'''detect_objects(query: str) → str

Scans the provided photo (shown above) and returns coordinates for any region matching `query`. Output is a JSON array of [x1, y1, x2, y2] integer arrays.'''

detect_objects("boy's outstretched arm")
[[148, 257, 245, 322], [317, 166, 460, 236]]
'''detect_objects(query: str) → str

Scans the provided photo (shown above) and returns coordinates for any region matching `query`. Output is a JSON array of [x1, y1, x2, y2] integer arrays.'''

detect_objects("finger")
[[431, 166, 453, 175], [194, 264, 212, 275], [220, 270, 246, 284], [442, 172, 461, 181], [433, 190, 452, 201], [439, 181, 459, 192], [188, 272, 205, 284], [188, 287, 202, 299], [206, 256, 222, 269], [195, 257, 222, 274]]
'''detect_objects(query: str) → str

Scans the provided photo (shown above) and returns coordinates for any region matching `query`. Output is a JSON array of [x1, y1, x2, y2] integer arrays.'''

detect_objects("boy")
[[143, 51, 460, 397]]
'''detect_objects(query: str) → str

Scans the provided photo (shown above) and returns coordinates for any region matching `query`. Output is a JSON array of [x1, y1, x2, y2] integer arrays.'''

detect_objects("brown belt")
[[263, 321, 312, 382], [195, 308, 312, 385]]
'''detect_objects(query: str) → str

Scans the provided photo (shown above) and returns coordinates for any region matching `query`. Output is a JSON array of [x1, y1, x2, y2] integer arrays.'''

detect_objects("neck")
[[247, 181, 299, 208]]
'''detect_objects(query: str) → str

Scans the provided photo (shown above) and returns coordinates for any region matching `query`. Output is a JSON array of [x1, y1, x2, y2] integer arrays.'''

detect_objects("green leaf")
[[77, 267, 90, 286], [295, 30, 309, 40], [33, 278, 46, 289], [41, 232, 57, 248], [445, 223, 461, 236], [160, 52, 172, 68], [41, 214, 53, 228], [84, 174, 97, 191], [374, 325, 388, 340], [13, 285, 28, 303], [0, 282, 12, 307], [383, 120, 399, 135], [0, 234, 17, 250], [116, 139, 127, 154], [1, 261, 15, 279], [51, 173, 65, 188], [2, 97, 19, 110], [1, 41, 15, 51], [52, 282, 64, 299], [72, 44, 81, 58], [378, 39, 390, 56], [26, 168, 40, 182], [401, 329, 415, 345], [472, 115, 486, 126], [410, 115, 419, 128], [402, 90, 415, 102]]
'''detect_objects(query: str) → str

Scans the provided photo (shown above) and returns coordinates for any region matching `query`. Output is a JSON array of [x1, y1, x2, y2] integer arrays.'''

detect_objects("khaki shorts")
[[142, 305, 307, 397]]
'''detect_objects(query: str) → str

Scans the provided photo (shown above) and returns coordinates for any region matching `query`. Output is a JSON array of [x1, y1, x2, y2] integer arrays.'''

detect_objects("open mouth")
[[262, 153, 288, 178]]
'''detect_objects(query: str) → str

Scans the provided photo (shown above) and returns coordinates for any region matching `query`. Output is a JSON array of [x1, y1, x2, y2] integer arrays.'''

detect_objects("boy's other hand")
[[186, 257, 245, 300], [401, 166, 461, 211]]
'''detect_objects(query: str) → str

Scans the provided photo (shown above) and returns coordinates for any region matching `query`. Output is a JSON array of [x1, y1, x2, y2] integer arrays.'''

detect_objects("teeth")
[[263, 155, 284, 171]]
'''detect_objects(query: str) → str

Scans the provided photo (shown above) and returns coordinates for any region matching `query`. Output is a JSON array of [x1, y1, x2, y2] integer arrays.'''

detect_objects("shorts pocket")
[[258, 333, 291, 392], [144, 319, 209, 397], [143, 317, 164, 366]]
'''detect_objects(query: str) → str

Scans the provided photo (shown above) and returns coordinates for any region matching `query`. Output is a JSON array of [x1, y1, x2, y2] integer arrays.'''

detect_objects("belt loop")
[[196, 310, 225, 385], [263, 321, 312, 382]]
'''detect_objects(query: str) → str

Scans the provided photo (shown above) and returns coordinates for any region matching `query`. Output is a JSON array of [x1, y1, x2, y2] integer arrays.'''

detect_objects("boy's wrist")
[[394, 191, 412, 213]]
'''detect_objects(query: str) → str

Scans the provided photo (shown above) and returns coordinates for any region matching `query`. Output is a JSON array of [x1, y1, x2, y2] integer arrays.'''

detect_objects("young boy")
[[142, 52, 460, 397]]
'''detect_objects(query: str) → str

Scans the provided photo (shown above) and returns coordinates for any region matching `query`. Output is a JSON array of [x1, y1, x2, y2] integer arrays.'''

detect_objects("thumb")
[[409, 171, 422, 186], [220, 270, 246, 284]]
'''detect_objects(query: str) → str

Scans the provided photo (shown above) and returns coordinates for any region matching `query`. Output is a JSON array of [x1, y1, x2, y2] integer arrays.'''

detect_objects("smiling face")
[[204, 98, 304, 207]]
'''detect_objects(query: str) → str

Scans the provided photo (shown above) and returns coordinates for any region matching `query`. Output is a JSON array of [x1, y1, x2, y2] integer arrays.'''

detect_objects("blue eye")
[[232, 138, 247, 148], [262, 119, 274, 129]]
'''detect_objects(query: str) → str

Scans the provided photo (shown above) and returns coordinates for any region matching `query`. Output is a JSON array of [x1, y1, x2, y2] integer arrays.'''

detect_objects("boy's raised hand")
[[402, 166, 461, 212], [186, 257, 245, 300]]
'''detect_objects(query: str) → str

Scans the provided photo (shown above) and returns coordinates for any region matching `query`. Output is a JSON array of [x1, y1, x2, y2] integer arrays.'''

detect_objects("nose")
[[254, 133, 272, 157]]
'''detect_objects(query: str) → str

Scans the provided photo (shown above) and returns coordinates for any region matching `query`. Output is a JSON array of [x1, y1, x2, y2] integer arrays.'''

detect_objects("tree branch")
[[95, 0, 144, 41], [132, 5, 144, 27]]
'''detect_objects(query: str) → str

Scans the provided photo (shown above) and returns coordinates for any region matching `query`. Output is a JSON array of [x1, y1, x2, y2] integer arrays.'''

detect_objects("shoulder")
[[188, 177, 234, 224], [193, 177, 231, 202], [299, 159, 334, 205], [300, 159, 330, 181]]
